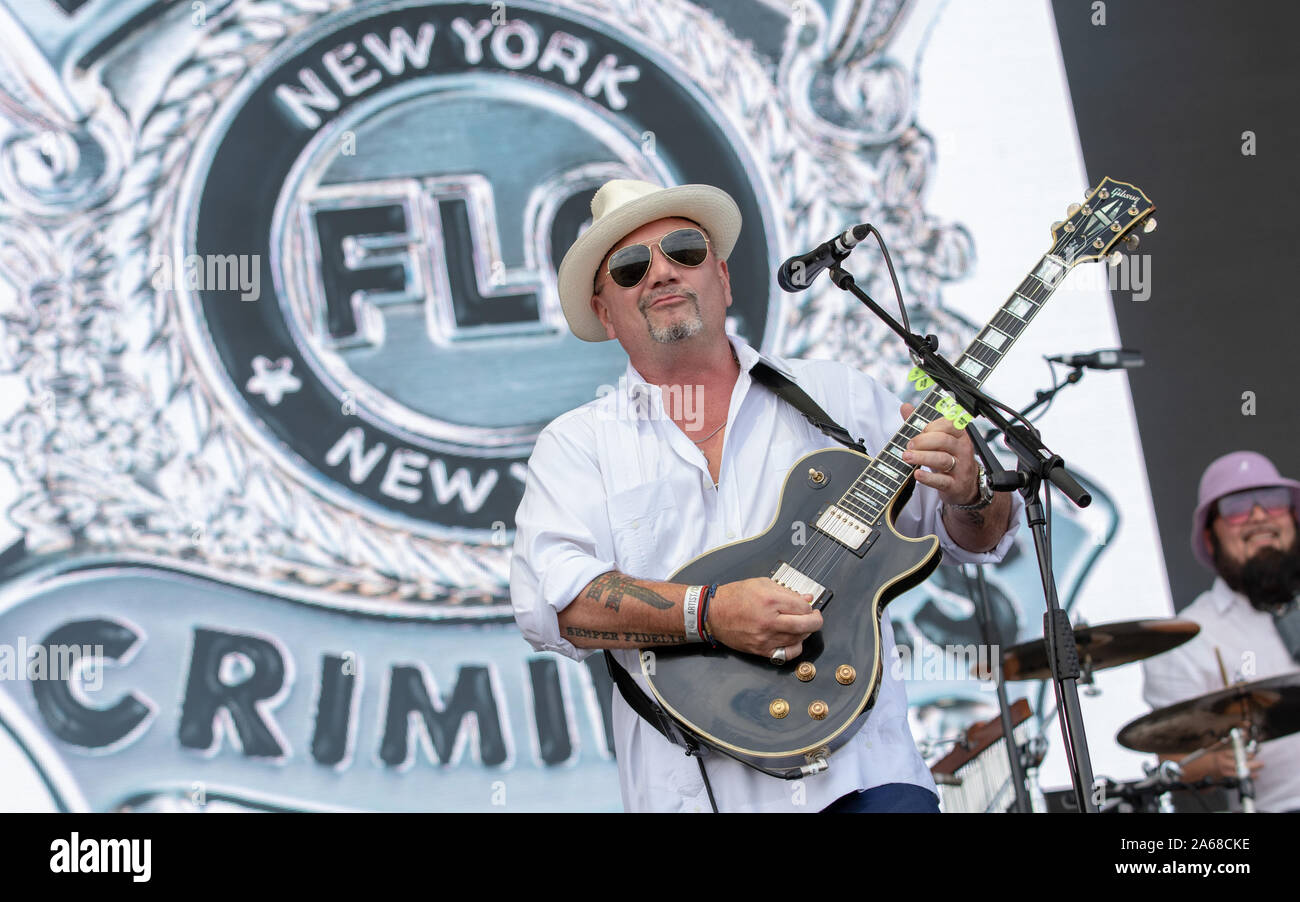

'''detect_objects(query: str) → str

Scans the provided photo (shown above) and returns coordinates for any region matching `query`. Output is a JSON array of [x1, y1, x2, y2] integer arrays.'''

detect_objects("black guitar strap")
[[748, 360, 868, 454], [603, 650, 721, 806], [602, 650, 698, 751], [601, 360, 866, 787]]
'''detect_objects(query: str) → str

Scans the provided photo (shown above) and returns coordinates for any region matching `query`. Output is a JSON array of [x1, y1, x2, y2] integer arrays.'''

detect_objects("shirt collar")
[[1208, 576, 1247, 616], [621, 333, 779, 398]]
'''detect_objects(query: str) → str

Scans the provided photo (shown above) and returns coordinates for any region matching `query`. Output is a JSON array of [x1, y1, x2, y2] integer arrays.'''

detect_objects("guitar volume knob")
[[835, 665, 856, 685], [808, 700, 829, 720], [796, 662, 816, 681], [769, 699, 790, 719]]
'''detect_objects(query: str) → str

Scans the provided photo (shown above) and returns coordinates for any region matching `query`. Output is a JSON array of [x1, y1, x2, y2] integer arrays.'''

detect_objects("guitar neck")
[[839, 253, 1069, 523]]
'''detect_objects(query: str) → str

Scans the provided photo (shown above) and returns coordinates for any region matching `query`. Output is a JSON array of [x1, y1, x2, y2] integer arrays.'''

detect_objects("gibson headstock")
[[1048, 177, 1156, 269]]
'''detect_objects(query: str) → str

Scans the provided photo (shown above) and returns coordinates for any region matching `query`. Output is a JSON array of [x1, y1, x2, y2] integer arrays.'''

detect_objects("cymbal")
[[994, 619, 1200, 681], [1117, 673, 1300, 754]]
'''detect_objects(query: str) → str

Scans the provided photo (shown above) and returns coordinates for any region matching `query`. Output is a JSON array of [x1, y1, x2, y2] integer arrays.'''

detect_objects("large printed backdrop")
[[2, 0, 1281, 811]]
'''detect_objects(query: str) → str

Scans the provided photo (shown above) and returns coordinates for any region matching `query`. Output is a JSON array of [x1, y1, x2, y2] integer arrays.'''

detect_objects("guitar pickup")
[[814, 504, 874, 553], [771, 562, 830, 609]]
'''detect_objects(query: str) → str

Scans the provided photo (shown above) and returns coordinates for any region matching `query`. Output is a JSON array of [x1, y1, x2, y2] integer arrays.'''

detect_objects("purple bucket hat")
[[1191, 451, 1300, 571]]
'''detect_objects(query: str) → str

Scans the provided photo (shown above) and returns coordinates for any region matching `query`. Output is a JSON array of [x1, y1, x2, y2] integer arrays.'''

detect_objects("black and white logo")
[[179, 0, 779, 539]]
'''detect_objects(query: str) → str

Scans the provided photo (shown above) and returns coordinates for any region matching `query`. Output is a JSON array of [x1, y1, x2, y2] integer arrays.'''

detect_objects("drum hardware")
[[1117, 673, 1300, 813], [930, 699, 1034, 813], [1229, 726, 1255, 813], [997, 618, 1200, 683]]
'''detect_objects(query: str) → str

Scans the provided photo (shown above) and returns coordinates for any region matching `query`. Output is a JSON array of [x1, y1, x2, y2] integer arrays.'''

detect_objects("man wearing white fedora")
[[1142, 451, 1300, 811], [510, 179, 1021, 812]]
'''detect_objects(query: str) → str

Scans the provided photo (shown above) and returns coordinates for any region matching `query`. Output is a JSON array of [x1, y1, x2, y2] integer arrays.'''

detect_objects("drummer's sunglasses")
[[604, 227, 711, 289], [1216, 486, 1292, 525]]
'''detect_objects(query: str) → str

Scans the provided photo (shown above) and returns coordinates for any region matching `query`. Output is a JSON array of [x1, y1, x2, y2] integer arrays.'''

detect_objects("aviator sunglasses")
[[1216, 486, 1293, 525], [603, 227, 711, 289]]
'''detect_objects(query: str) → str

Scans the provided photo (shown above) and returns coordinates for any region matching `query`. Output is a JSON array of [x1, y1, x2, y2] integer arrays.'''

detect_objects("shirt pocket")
[[750, 441, 800, 526], [764, 440, 801, 482], [607, 479, 678, 578]]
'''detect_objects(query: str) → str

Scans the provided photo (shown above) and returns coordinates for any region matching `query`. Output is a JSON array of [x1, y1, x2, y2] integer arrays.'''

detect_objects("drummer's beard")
[[1211, 527, 1300, 612]]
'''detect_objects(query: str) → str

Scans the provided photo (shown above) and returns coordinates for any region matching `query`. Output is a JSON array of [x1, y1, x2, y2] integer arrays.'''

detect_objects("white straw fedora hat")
[[557, 179, 742, 342]]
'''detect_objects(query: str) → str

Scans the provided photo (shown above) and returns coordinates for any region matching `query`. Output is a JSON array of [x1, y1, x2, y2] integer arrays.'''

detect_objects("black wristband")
[[700, 583, 718, 647]]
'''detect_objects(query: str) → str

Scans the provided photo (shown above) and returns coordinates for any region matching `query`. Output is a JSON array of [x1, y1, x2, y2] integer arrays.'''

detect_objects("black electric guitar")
[[641, 177, 1156, 777]]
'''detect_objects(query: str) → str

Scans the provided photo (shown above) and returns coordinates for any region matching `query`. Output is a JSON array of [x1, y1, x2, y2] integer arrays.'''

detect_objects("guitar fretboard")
[[836, 254, 1069, 525]]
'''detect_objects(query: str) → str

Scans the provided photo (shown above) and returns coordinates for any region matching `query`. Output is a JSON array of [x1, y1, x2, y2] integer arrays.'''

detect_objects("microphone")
[[1046, 349, 1144, 370], [777, 224, 872, 292]]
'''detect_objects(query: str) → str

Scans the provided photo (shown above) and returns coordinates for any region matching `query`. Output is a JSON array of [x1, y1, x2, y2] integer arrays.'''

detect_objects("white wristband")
[[683, 585, 704, 642]]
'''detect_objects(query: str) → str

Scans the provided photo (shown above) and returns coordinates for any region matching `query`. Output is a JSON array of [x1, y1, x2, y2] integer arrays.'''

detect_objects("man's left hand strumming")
[[899, 401, 1013, 554]]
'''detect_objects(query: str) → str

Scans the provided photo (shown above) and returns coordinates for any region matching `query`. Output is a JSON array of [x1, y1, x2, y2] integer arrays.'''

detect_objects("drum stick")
[[1214, 646, 1230, 687]]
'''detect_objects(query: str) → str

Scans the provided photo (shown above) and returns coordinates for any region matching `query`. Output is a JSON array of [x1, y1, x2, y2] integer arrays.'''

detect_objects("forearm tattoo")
[[564, 626, 689, 645], [584, 572, 674, 612]]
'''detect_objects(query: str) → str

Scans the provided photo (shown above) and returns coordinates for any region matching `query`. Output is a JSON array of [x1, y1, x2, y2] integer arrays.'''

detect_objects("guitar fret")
[[992, 312, 1024, 334], [1033, 256, 1067, 287], [853, 480, 888, 502], [867, 472, 901, 493], [875, 458, 907, 480], [849, 488, 876, 505], [863, 476, 891, 496], [1007, 294, 1035, 319], [841, 498, 875, 520], [979, 327, 1010, 350]]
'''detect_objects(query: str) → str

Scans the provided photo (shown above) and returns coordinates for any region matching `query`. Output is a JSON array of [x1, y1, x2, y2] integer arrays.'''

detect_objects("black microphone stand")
[[826, 262, 1099, 812], [962, 365, 1088, 813]]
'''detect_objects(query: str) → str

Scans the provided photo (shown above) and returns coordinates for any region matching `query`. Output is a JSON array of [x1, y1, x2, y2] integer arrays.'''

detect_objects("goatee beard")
[[1213, 531, 1300, 612], [643, 295, 704, 344]]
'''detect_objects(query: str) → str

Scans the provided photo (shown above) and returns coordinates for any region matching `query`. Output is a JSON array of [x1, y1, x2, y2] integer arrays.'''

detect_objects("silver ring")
[[770, 647, 787, 666], [943, 453, 957, 474]]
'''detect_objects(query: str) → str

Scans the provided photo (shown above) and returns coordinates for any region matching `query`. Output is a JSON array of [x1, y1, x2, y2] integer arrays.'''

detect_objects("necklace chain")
[[691, 420, 725, 444], [691, 345, 739, 444]]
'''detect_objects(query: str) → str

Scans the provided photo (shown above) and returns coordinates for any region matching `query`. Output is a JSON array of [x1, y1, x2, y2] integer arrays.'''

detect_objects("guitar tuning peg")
[[1051, 221, 1064, 232], [1124, 233, 1140, 252], [1066, 203, 1081, 216], [1142, 217, 1157, 233], [1107, 250, 1124, 267]]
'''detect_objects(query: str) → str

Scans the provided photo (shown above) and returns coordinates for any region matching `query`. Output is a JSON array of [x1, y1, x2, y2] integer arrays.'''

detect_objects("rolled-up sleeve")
[[510, 418, 618, 661], [844, 366, 1024, 565]]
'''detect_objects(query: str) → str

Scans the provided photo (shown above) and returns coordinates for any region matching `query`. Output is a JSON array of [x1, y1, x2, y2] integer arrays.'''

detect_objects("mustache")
[[639, 286, 698, 312]]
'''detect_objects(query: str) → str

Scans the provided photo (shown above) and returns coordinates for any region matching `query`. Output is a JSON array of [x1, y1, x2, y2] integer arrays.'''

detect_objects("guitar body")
[[642, 446, 941, 777]]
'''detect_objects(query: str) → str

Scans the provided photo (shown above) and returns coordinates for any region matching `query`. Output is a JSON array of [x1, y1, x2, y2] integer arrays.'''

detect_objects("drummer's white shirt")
[[510, 335, 1023, 813], [1142, 576, 1300, 812]]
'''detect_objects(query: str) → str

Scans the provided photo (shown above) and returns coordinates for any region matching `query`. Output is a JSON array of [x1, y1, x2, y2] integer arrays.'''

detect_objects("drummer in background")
[[1142, 451, 1300, 812]]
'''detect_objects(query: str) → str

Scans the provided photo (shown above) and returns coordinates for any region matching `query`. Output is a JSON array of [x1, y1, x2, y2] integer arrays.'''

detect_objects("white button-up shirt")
[[1142, 577, 1300, 812], [510, 335, 1023, 812]]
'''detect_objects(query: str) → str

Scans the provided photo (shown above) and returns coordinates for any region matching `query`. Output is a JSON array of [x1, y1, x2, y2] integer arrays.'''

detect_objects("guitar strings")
[[785, 398, 944, 590]]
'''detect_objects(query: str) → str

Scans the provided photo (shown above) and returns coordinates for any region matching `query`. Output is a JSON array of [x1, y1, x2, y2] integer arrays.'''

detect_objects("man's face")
[[589, 217, 732, 350], [1207, 491, 1297, 571]]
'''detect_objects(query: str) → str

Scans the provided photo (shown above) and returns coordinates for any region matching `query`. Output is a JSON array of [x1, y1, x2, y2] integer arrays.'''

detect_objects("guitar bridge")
[[771, 562, 830, 609], [814, 504, 874, 553]]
